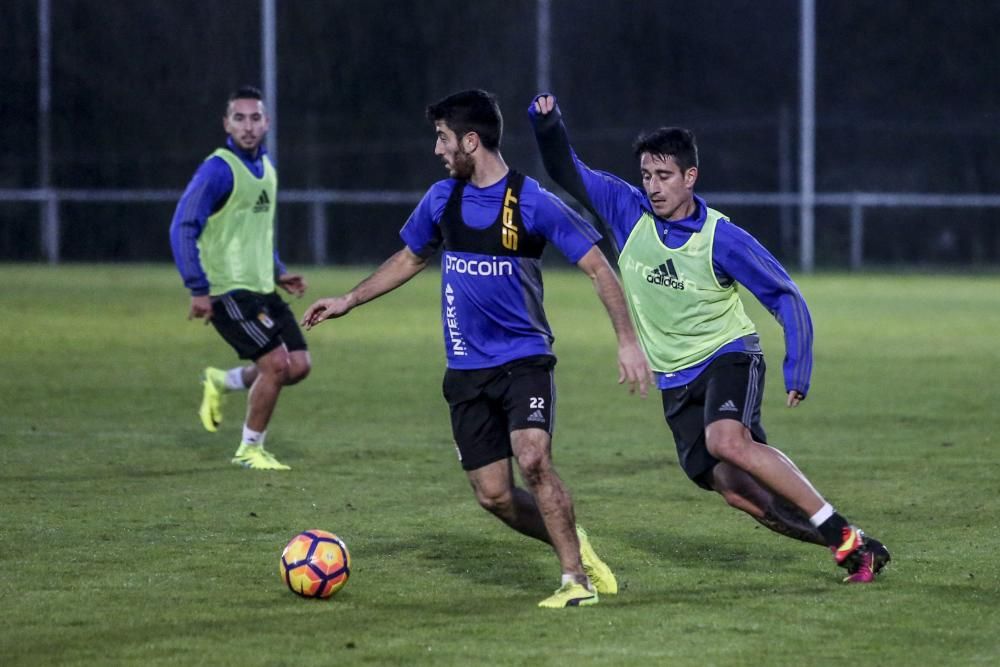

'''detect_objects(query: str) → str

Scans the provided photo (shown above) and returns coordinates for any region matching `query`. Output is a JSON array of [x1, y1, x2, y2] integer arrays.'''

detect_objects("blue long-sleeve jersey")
[[169, 137, 286, 296], [529, 100, 813, 396]]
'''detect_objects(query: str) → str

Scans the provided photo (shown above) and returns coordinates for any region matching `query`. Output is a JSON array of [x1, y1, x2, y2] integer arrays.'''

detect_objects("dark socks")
[[817, 512, 851, 547]]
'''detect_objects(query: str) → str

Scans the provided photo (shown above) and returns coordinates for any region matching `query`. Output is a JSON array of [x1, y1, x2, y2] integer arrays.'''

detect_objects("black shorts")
[[661, 352, 767, 489], [442, 355, 556, 471], [210, 290, 307, 361]]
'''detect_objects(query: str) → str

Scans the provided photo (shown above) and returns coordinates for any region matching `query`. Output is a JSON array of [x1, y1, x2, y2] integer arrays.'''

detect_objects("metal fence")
[[6, 186, 1000, 269], [4, 0, 999, 269]]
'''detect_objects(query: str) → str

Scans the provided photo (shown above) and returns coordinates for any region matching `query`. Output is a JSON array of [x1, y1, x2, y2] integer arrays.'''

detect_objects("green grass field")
[[1, 264, 998, 666]]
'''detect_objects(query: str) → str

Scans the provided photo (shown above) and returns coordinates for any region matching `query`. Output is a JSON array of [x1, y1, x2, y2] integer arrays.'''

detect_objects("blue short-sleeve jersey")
[[400, 172, 600, 369]]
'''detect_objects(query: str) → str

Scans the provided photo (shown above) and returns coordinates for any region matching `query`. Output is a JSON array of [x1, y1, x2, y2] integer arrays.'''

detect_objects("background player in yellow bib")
[[529, 93, 890, 583], [169, 86, 310, 471]]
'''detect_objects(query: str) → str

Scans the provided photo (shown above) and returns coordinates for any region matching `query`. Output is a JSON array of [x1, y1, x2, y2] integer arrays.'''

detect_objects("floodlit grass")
[[1, 264, 998, 666]]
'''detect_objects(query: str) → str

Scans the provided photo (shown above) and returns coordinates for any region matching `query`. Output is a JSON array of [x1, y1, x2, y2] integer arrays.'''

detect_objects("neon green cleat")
[[538, 582, 598, 608], [199, 367, 227, 433], [577, 525, 618, 595], [231, 443, 291, 471]]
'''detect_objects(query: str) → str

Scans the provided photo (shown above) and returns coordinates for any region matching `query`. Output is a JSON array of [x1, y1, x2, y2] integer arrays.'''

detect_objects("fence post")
[[798, 0, 816, 273], [261, 0, 277, 168], [310, 201, 328, 265], [41, 192, 60, 264], [39, 0, 58, 263], [849, 198, 864, 270]]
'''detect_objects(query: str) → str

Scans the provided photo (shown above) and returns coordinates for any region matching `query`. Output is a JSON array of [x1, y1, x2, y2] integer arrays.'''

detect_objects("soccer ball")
[[280, 530, 351, 599]]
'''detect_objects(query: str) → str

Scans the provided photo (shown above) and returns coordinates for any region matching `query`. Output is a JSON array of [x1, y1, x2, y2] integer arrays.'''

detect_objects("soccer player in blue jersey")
[[302, 89, 651, 608], [528, 94, 890, 583], [170, 86, 310, 471]]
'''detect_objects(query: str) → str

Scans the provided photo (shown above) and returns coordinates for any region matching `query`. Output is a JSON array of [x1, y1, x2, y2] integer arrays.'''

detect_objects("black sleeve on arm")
[[532, 108, 604, 225]]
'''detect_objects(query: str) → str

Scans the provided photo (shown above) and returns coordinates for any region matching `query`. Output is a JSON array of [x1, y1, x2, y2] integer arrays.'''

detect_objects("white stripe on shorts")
[[742, 354, 762, 424], [221, 294, 269, 347]]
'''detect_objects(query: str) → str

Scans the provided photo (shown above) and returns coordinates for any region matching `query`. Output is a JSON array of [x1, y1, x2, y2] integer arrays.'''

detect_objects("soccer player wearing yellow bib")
[[170, 87, 310, 471], [530, 94, 890, 583]]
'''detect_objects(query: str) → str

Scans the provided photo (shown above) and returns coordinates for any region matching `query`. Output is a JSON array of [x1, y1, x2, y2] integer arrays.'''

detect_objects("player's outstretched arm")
[[529, 94, 643, 253], [529, 94, 598, 217], [301, 246, 427, 329], [714, 221, 814, 401], [576, 246, 652, 397]]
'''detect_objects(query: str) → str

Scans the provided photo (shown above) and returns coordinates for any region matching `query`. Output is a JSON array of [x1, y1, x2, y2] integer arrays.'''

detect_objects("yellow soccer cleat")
[[231, 443, 291, 471], [538, 582, 598, 609], [577, 525, 618, 595], [199, 367, 227, 433]]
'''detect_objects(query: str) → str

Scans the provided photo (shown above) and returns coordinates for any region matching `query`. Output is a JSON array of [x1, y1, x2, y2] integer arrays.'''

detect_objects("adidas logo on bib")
[[253, 189, 271, 213], [646, 258, 684, 290]]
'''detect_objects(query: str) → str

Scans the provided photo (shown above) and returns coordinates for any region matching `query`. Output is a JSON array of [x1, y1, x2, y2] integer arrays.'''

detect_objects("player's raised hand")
[[533, 94, 556, 116], [301, 296, 353, 330], [277, 272, 308, 297], [617, 340, 652, 398]]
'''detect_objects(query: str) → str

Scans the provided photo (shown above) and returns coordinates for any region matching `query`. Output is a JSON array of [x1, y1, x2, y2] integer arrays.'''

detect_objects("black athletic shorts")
[[661, 352, 768, 489], [442, 355, 556, 471], [210, 290, 307, 361]]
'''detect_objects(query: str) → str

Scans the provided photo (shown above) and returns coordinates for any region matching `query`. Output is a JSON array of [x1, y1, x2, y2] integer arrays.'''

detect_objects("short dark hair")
[[225, 86, 264, 115], [632, 127, 698, 171], [426, 89, 503, 150]]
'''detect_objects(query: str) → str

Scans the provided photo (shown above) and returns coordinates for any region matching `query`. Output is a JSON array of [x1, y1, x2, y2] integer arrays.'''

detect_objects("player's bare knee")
[[476, 488, 513, 516], [718, 487, 740, 508], [286, 361, 310, 385], [719, 489, 763, 517], [510, 430, 551, 477], [273, 363, 292, 385], [284, 352, 311, 385], [515, 449, 551, 485], [517, 445, 545, 469], [257, 361, 290, 387], [706, 433, 749, 466]]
